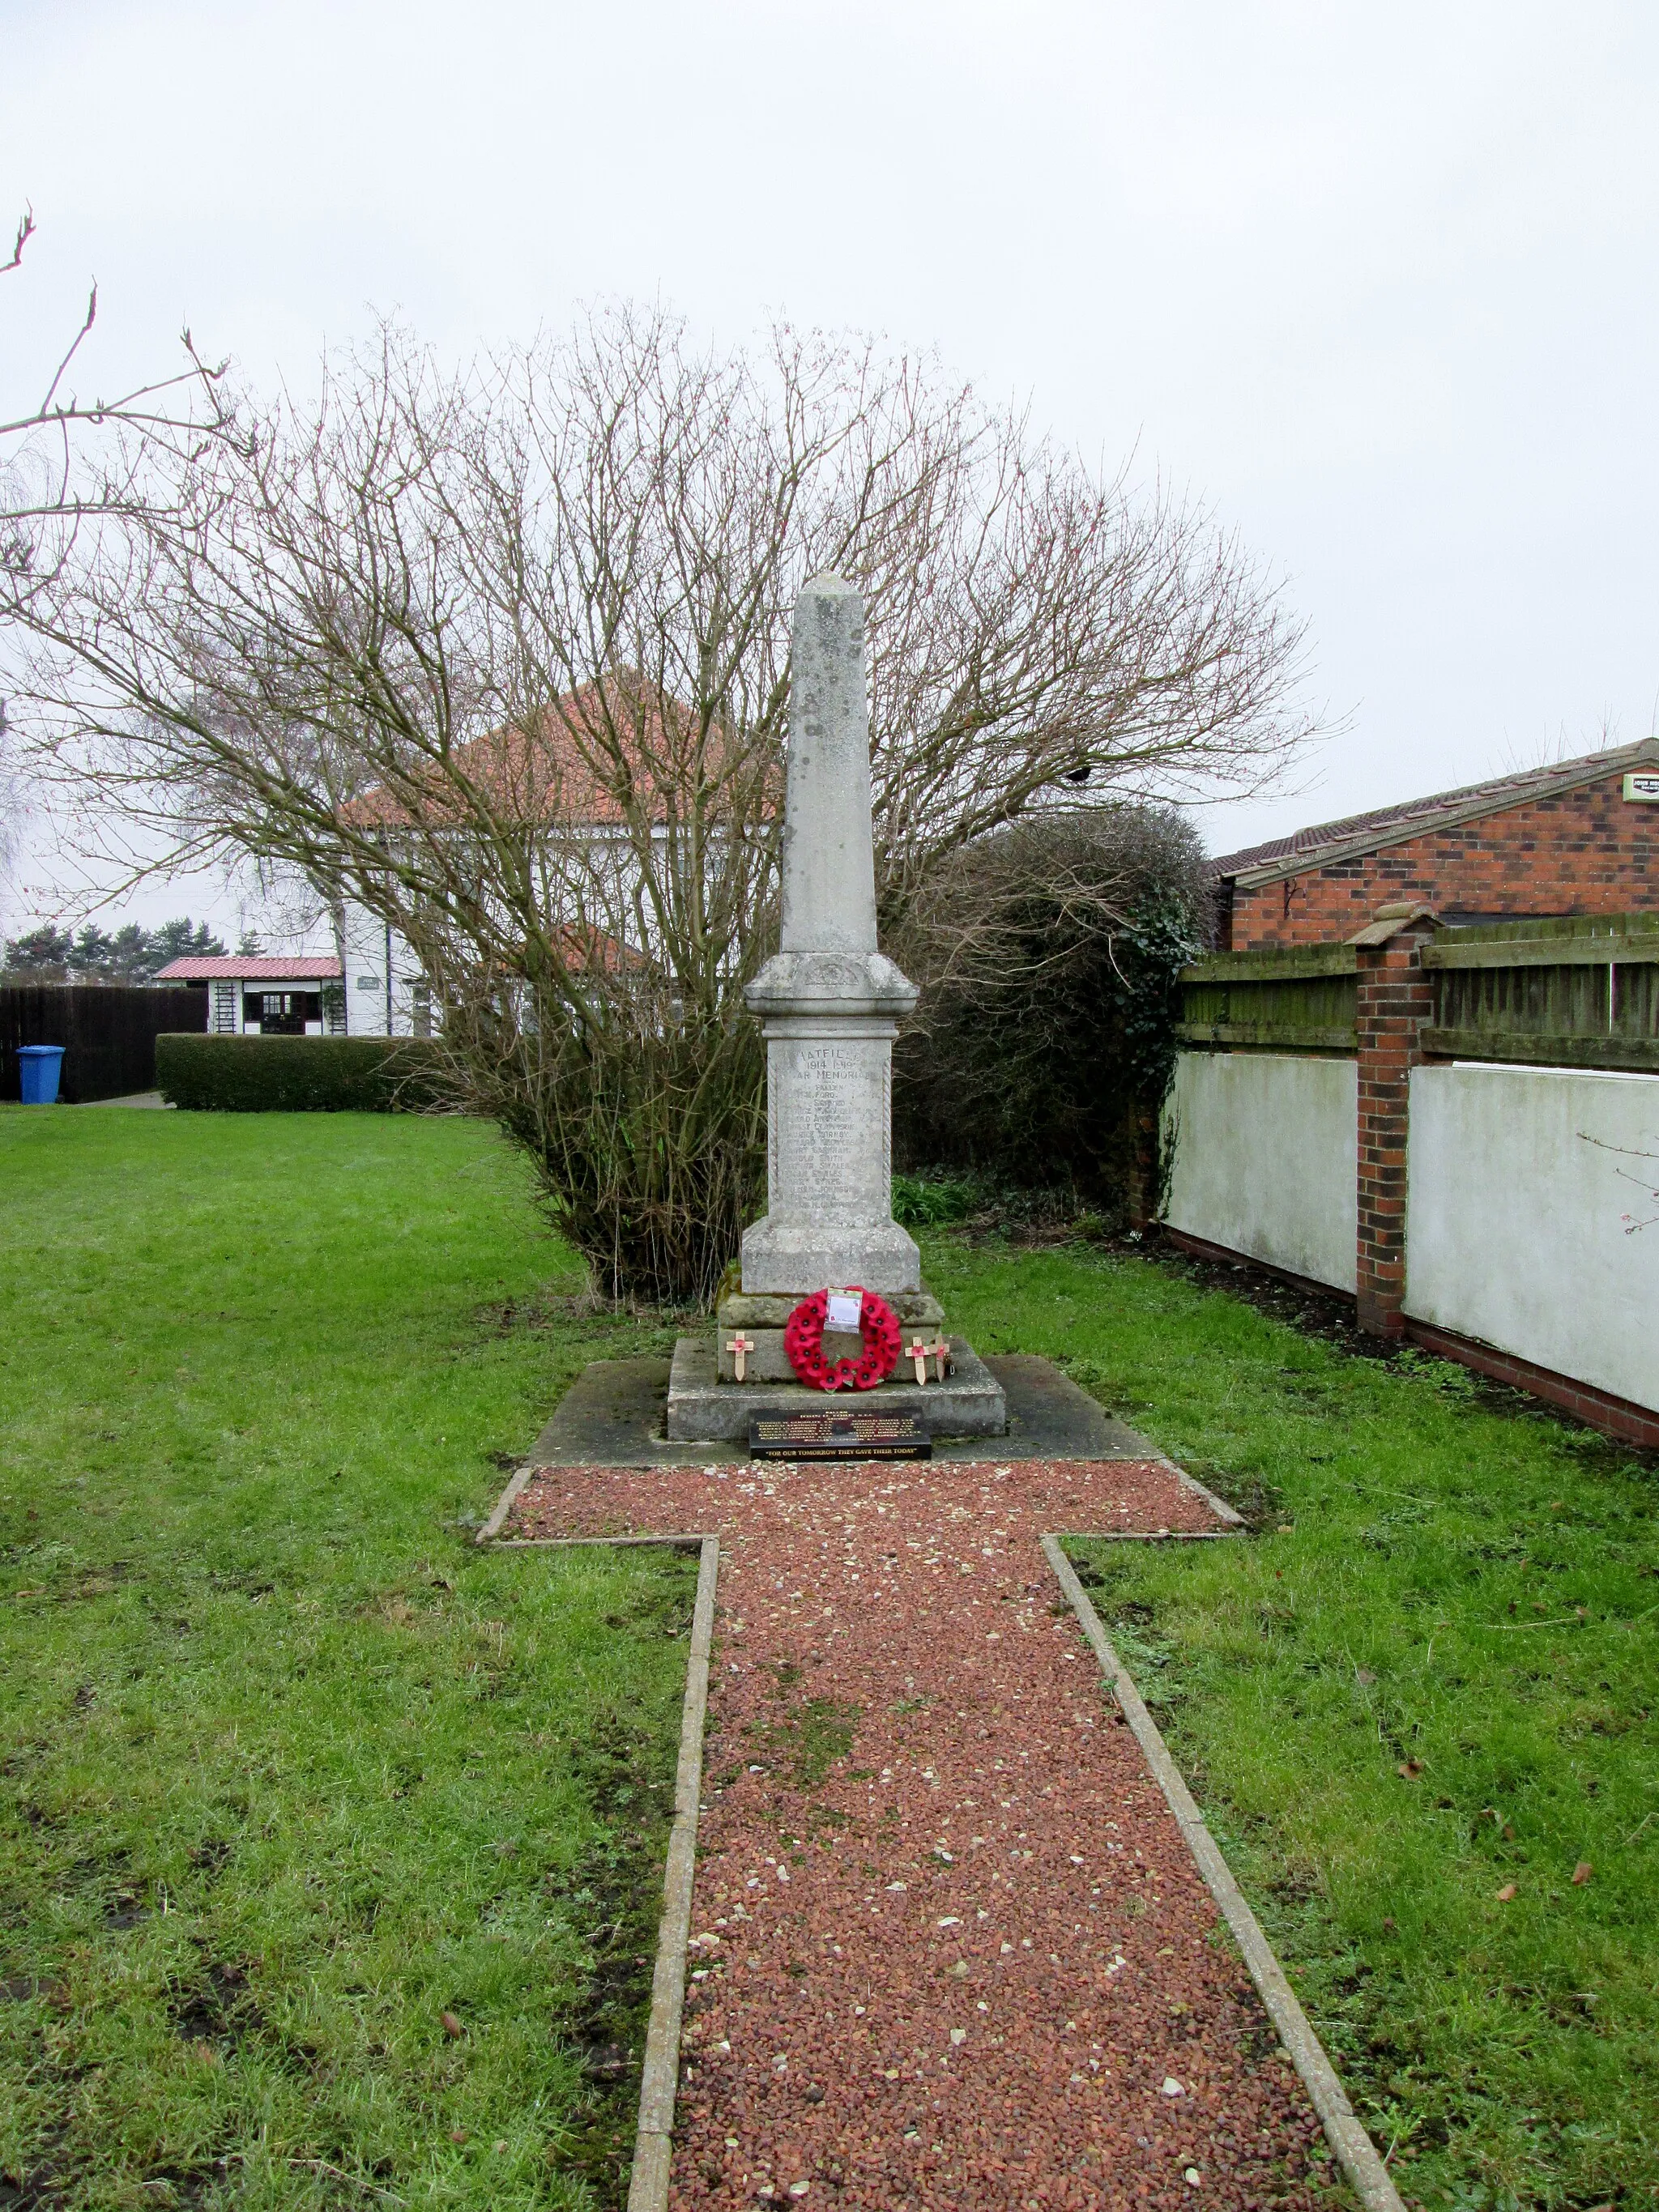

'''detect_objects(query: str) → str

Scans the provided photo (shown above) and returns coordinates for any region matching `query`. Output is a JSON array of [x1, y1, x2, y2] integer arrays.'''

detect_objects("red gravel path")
[[508, 1458, 1336, 2210]]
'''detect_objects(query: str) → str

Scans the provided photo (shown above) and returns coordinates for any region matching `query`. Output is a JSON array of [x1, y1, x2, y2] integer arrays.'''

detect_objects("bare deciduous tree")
[[2, 208, 226, 897], [12, 306, 1317, 1300]]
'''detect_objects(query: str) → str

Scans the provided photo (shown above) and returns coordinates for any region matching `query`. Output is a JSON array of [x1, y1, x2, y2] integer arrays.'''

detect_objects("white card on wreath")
[[825, 1292, 862, 1332]]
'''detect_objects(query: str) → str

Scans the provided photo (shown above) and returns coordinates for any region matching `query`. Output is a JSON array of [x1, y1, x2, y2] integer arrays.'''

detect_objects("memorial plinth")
[[664, 570, 1005, 1447]]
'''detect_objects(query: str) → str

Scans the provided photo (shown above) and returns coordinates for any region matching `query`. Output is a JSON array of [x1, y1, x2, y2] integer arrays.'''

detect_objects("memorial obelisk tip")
[[780, 573, 879, 956]]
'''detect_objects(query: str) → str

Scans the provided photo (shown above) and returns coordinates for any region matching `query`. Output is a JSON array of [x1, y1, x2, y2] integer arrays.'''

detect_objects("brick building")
[[1173, 733, 1659, 1444], [1212, 735, 1659, 949]]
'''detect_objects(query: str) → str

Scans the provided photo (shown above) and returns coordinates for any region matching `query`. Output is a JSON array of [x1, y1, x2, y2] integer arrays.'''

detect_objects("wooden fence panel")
[[1179, 946, 1358, 1052], [1182, 915, 1659, 1072], [1, 987, 209, 1103], [1422, 914, 1659, 1071]]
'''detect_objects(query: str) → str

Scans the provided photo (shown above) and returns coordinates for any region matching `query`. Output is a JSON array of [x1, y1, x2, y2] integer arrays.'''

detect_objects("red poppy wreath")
[[783, 1286, 902, 1392]]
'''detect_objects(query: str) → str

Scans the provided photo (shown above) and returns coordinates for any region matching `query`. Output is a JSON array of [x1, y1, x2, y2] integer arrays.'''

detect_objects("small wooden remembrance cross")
[[907, 1336, 931, 1384], [923, 1335, 950, 1383], [726, 1332, 756, 1381]]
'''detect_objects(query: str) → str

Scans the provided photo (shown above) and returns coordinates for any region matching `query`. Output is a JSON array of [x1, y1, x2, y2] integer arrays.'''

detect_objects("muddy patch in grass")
[[168, 1958, 263, 2052]]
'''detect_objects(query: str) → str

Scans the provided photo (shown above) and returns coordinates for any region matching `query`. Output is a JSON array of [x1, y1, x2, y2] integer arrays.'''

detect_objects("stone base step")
[[665, 1335, 1007, 1444], [716, 1286, 945, 1330], [713, 1326, 957, 1384]]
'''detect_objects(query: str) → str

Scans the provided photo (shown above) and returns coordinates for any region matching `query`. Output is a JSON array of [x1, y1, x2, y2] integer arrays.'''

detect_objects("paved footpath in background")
[[508, 1456, 1337, 2211]]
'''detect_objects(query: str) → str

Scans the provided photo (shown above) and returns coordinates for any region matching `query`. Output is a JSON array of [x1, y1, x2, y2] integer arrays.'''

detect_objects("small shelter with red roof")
[[154, 954, 347, 1037]]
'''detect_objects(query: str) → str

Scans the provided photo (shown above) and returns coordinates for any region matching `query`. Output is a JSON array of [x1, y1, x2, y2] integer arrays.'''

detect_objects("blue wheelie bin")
[[16, 1044, 66, 1104]]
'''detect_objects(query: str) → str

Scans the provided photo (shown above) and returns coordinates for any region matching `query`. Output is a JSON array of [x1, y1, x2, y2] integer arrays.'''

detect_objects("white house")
[[180, 681, 702, 1039], [330, 677, 686, 1032], [333, 910, 433, 1038]]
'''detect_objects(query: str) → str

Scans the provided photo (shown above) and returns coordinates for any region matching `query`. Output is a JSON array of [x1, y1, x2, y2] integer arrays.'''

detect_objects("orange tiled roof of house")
[[342, 677, 731, 831]]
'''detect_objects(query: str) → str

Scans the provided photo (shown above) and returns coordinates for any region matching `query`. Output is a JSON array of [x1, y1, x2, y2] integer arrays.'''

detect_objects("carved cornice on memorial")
[[744, 948, 918, 1019]]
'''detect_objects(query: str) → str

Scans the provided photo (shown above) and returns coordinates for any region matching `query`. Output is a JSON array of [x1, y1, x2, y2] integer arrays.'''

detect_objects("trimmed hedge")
[[156, 1034, 450, 1113]]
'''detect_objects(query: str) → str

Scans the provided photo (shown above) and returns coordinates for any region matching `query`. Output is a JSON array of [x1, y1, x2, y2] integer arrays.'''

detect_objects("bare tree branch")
[[2, 211, 229, 647], [3, 207, 36, 278]]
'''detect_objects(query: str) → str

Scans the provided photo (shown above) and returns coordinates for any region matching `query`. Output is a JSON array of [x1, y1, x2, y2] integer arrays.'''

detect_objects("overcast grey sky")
[[4, 0, 1657, 936]]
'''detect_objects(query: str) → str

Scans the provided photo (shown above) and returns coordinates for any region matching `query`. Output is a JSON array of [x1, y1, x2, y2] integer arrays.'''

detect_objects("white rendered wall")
[[1406, 1063, 1659, 1413], [337, 902, 425, 1036], [1162, 1051, 1358, 1293]]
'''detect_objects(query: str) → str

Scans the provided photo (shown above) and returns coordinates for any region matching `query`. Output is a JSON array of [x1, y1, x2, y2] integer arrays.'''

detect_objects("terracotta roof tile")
[[341, 677, 719, 831]]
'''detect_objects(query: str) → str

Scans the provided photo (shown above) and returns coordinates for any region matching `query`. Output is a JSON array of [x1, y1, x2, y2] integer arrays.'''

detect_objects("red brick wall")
[[1228, 771, 1657, 948]]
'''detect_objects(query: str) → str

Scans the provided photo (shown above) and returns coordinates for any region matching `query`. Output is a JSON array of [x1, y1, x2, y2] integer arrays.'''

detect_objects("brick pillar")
[[1352, 906, 1437, 1336]]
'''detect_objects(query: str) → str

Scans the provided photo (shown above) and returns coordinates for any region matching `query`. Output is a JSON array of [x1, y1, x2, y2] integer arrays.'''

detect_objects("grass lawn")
[[930, 1234, 1659, 2212], [6, 1112, 1653, 2210], [0, 1106, 695, 2211]]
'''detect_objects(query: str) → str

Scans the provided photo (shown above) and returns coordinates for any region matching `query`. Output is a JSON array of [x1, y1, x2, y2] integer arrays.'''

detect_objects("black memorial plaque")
[[748, 1410, 931, 1462]]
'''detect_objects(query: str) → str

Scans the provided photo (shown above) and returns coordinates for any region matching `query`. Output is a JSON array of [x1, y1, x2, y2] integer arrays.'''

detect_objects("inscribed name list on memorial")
[[770, 1041, 889, 1207], [794, 1045, 861, 1150]]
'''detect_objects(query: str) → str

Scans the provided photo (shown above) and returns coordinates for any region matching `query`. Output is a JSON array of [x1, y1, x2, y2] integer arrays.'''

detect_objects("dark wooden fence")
[[1, 986, 208, 1103]]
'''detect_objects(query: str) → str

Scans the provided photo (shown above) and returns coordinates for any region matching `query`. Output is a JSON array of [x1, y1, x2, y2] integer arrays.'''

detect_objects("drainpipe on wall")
[[384, 918, 394, 1038]]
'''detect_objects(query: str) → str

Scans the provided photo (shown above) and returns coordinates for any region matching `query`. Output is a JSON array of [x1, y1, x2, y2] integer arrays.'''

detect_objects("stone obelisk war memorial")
[[665, 573, 1006, 1451]]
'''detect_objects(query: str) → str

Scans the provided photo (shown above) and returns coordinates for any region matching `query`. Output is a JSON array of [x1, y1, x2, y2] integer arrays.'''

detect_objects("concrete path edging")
[[475, 1461, 538, 1545], [1042, 1533, 1405, 2212], [1166, 1464, 1246, 1528], [629, 1532, 720, 2212], [475, 1499, 719, 2212]]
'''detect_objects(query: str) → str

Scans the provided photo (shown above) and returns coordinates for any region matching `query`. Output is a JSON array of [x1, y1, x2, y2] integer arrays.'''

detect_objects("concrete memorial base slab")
[[522, 1350, 1167, 1467], [666, 1333, 1006, 1442]]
